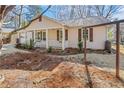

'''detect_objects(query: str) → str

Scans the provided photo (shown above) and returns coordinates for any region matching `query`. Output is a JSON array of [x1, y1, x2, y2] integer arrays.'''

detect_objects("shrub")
[[78, 41, 83, 52], [24, 42, 29, 49], [47, 46, 52, 53], [29, 39, 34, 49]]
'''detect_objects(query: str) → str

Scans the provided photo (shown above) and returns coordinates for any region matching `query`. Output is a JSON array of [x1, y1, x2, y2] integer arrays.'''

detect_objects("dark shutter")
[[32, 32, 34, 39], [40, 32, 42, 40], [78, 29, 81, 41], [57, 30, 59, 41], [65, 29, 68, 40], [89, 28, 93, 42], [39, 15, 42, 22]]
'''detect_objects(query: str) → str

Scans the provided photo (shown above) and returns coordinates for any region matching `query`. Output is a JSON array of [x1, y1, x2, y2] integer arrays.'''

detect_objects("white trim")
[[46, 29, 48, 49], [62, 27, 65, 50]]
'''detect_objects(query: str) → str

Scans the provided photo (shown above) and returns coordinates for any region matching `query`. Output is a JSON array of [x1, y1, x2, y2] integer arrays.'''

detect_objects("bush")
[[47, 46, 52, 53], [78, 41, 83, 52], [16, 39, 34, 50], [29, 39, 34, 49], [23, 42, 29, 49]]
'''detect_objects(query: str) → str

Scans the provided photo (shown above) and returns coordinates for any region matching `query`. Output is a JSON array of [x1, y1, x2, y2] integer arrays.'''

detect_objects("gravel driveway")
[[0, 44, 29, 56], [50, 53, 124, 79], [51, 53, 124, 70]]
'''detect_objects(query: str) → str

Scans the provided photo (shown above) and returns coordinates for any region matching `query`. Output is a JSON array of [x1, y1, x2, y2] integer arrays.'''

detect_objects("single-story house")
[[17, 16, 110, 50]]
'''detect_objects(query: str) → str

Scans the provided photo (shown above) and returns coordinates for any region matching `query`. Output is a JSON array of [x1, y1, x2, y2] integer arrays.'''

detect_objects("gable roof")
[[59, 16, 110, 27]]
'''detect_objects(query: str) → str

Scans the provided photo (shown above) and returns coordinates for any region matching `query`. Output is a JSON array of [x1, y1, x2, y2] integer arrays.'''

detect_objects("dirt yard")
[[0, 52, 124, 88]]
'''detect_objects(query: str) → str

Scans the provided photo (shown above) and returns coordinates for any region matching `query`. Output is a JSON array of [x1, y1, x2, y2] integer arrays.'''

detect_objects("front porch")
[[19, 27, 69, 50]]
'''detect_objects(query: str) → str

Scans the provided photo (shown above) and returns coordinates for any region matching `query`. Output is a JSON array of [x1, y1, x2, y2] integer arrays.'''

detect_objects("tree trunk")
[[0, 21, 3, 49]]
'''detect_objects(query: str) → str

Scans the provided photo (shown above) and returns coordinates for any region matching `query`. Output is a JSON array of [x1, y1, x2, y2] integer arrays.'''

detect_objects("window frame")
[[83, 28, 89, 41], [35, 30, 46, 41]]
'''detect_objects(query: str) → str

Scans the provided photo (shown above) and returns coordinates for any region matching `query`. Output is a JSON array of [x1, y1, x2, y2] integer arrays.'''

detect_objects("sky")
[[43, 5, 124, 20], [113, 8, 124, 20]]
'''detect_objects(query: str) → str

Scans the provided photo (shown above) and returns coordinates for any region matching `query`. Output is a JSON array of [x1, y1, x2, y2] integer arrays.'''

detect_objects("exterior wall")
[[19, 26, 107, 49], [24, 16, 63, 31], [48, 29, 59, 48], [67, 26, 107, 49], [48, 29, 66, 48], [18, 16, 107, 50], [68, 27, 79, 48], [86, 26, 107, 49], [19, 31, 33, 44]]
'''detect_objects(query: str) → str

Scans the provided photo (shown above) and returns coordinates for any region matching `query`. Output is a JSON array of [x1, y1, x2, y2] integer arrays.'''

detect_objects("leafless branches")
[[50, 5, 122, 21], [12, 5, 51, 32]]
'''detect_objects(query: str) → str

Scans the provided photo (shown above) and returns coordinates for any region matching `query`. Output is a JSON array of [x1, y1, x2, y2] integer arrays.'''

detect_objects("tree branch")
[[12, 5, 51, 33]]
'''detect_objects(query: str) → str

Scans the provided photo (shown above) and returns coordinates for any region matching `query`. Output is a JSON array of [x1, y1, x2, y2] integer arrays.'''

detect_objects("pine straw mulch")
[[0, 52, 124, 88]]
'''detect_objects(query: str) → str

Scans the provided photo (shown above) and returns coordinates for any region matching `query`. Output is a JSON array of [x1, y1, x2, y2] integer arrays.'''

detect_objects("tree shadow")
[[84, 64, 93, 88]]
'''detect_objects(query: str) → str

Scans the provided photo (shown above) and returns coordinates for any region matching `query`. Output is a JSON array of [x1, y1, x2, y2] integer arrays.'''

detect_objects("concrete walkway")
[[0, 44, 29, 56]]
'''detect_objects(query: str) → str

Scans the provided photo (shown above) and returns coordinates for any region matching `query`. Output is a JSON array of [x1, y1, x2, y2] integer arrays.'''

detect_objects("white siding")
[[87, 26, 107, 49], [68, 27, 79, 48], [68, 26, 107, 49], [24, 16, 63, 31]]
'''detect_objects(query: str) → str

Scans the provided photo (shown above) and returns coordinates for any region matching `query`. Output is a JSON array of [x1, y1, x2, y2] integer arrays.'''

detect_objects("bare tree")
[[49, 5, 122, 21], [12, 5, 51, 32], [91, 5, 123, 19], [0, 5, 15, 49], [0, 5, 51, 49]]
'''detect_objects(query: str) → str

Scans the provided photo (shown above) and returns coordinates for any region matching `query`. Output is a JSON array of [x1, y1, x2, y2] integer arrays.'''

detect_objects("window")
[[57, 30, 62, 41], [57, 29, 68, 41], [35, 30, 46, 41], [59, 31, 62, 41], [83, 29, 89, 40], [36, 32, 42, 40]]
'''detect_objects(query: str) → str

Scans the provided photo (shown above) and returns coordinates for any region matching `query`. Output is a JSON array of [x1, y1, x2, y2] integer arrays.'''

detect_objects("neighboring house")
[[17, 16, 110, 50], [0, 28, 14, 44], [117, 23, 124, 44], [109, 23, 124, 44], [1, 28, 14, 39]]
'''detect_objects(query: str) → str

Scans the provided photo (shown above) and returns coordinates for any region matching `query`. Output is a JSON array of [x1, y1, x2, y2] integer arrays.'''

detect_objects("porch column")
[[46, 29, 48, 49], [33, 30, 36, 42], [62, 27, 65, 50]]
